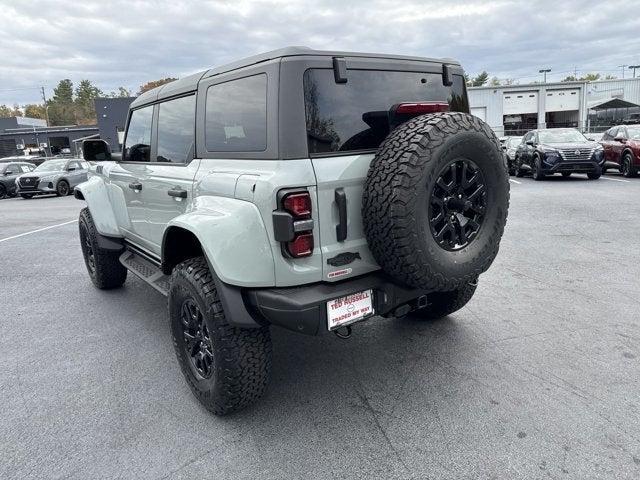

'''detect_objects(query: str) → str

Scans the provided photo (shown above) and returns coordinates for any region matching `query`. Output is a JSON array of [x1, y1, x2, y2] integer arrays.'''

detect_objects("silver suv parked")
[[77, 47, 509, 415], [16, 158, 89, 198]]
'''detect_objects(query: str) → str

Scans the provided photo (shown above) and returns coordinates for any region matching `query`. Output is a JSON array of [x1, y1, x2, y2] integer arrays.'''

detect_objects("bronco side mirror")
[[526, 140, 534, 146], [83, 139, 111, 162]]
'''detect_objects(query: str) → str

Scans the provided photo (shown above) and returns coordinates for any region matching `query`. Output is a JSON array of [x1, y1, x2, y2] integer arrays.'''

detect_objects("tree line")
[[0, 77, 176, 126], [466, 71, 617, 87]]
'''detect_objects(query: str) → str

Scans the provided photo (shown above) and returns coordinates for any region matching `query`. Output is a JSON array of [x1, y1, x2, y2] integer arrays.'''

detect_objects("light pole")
[[629, 65, 640, 79], [539, 69, 551, 83], [618, 65, 628, 79]]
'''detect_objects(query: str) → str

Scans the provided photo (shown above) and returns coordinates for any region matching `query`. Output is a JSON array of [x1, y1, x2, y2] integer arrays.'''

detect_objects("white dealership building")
[[468, 77, 640, 136]]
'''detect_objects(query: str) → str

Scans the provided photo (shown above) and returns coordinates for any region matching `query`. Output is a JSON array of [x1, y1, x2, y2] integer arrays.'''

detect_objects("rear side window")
[[123, 106, 153, 162], [205, 74, 267, 152], [304, 70, 468, 155], [157, 95, 196, 163]]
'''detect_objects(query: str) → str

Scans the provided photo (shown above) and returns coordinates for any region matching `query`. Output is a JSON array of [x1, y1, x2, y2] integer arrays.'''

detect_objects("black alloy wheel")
[[429, 159, 487, 251], [180, 298, 214, 380], [79, 222, 96, 274]]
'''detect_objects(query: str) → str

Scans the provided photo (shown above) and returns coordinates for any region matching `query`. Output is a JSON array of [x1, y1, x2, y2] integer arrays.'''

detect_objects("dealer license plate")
[[326, 290, 374, 330]]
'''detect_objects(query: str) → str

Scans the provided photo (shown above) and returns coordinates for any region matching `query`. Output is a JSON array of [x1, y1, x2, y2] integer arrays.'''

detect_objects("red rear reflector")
[[395, 102, 449, 114], [287, 232, 314, 257], [283, 192, 312, 218]]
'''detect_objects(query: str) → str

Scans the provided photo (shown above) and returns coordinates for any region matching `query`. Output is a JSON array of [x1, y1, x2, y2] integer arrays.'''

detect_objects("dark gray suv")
[[0, 161, 36, 198]]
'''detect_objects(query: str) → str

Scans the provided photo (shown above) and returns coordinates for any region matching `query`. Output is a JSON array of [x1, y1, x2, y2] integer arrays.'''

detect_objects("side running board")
[[119, 250, 171, 296]]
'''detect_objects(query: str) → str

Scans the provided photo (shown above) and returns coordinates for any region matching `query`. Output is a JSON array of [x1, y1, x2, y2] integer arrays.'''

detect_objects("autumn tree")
[[138, 77, 177, 95], [0, 105, 14, 117], [24, 104, 47, 120]]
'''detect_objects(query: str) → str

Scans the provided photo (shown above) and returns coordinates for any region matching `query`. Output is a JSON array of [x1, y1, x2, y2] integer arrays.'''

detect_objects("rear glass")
[[304, 69, 468, 155]]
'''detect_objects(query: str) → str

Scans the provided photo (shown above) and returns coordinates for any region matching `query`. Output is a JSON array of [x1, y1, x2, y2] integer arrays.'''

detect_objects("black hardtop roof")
[[131, 46, 460, 108]]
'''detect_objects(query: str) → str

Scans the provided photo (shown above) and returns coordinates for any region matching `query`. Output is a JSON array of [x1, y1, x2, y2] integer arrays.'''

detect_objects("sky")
[[1, 0, 639, 105]]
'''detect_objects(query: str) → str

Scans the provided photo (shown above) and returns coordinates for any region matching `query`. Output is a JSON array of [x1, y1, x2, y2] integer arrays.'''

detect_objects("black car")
[[0, 161, 36, 198], [514, 128, 604, 180]]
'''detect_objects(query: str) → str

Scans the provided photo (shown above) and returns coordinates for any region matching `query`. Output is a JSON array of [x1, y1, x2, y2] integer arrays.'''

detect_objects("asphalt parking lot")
[[1, 175, 640, 480]]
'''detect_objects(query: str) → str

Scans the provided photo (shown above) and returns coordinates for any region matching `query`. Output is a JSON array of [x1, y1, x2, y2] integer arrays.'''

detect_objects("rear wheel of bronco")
[[79, 207, 127, 289], [411, 280, 478, 320], [169, 257, 272, 416], [362, 112, 509, 291]]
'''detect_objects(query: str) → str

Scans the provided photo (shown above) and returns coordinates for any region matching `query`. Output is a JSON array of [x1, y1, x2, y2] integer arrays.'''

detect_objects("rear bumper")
[[244, 272, 430, 335]]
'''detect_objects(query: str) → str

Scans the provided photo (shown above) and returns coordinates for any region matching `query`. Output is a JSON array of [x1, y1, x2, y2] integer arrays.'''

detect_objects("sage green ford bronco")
[[77, 47, 509, 415]]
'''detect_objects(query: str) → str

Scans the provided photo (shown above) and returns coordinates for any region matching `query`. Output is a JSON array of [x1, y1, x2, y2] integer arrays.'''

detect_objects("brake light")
[[395, 102, 450, 114], [283, 192, 312, 218], [287, 232, 314, 257], [275, 190, 314, 258]]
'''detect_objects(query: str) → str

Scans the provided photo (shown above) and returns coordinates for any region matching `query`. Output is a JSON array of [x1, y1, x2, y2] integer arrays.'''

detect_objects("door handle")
[[128, 182, 142, 191], [335, 188, 347, 242], [168, 187, 187, 199]]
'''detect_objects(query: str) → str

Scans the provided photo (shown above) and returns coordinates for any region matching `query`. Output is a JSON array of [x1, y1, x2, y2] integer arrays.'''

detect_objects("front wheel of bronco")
[[79, 207, 127, 289], [169, 257, 272, 416], [411, 280, 478, 320]]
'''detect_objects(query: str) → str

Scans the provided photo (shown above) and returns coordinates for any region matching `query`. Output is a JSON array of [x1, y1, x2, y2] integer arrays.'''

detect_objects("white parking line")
[[600, 176, 630, 183], [0, 219, 77, 243], [509, 179, 522, 184]]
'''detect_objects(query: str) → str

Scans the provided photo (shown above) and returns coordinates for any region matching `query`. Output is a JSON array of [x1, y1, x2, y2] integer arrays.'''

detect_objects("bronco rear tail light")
[[283, 192, 312, 218], [394, 102, 450, 115], [287, 232, 314, 257], [273, 190, 314, 258]]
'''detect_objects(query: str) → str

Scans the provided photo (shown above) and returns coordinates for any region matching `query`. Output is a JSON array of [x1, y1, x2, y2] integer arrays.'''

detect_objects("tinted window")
[[123, 106, 153, 162], [4, 164, 18, 174], [205, 75, 267, 152], [68, 161, 81, 170], [157, 95, 196, 163], [304, 70, 468, 154]]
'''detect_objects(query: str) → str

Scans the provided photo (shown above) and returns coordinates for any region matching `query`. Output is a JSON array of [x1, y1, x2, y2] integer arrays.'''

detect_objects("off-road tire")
[[362, 112, 509, 291], [411, 280, 478, 320], [20, 193, 34, 199], [169, 257, 272, 416], [56, 180, 70, 196], [79, 207, 127, 289], [622, 154, 637, 178], [0, 184, 6, 199]]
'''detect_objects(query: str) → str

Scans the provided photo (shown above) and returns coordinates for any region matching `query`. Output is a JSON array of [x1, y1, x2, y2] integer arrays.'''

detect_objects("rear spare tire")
[[362, 112, 509, 291]]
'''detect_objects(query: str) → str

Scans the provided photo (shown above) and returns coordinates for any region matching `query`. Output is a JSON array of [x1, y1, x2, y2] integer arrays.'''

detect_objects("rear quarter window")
[[304, 69, 468, 155], [205, 74, 267, 152]]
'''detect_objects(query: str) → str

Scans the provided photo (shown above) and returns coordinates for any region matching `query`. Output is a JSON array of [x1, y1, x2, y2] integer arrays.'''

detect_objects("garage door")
[[503, 91, 538, 115], [470, 107, 486, 122], [546, 89, 580, 111]]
